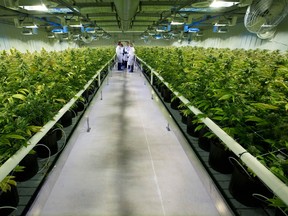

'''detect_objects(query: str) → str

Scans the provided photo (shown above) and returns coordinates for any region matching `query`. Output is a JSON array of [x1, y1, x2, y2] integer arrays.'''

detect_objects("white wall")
[[0, 23, 79, 52]]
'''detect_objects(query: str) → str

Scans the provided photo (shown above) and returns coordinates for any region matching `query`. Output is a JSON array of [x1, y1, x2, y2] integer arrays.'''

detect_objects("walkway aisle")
[[28, 66, 225, 216]]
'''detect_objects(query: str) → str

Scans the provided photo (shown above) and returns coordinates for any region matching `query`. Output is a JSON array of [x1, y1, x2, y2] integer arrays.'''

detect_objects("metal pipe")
[[136, 56, 288, 207]]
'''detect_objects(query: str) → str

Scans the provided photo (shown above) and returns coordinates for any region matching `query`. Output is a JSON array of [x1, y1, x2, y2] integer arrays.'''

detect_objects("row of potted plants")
[[0, 47, 114, 215], [137, 46, 288, 213]]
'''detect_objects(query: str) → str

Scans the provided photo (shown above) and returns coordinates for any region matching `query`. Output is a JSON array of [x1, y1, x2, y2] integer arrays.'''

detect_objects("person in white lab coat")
[[127, 43, 135, 72], [116, 41, 124, 70], [122, 42, 129, 69]]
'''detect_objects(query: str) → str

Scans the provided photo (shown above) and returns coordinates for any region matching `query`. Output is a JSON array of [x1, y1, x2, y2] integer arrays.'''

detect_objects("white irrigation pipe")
[[0, 57, 114, 183], [137, 56, 288, 206]]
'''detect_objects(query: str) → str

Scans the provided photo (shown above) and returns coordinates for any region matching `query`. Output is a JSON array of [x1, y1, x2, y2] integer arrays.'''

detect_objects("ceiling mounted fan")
[[244, 0, 288, 39]]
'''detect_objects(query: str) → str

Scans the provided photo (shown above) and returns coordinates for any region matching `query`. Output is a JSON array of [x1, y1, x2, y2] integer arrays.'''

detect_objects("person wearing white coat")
[[122, 42, 129, 69], [116, 42, 124, 70], [127, 43, 135, 72]]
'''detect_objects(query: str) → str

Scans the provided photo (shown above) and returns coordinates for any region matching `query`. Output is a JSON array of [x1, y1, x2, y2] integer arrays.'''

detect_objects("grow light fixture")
[[85, 27, 95, 33], [184, 25, 200, 33], [47, 33, 55, 38], [19, 4, 48, 11], [69, 23, 82, 28], [156, 25, 170, 32], [214, 16, 238, 27], [171, 19, 185, 25], [14, 18, 38, 28], [68, 20, 83, 28], [47, 7, 72, 13], [21, 28, 38, 35], [213, 26, 228, 33], [153, 34, 163, 39], [214, 22, 227, 26], [210, 0, 239, 8], [62, 33, 69, 40], [52, 28, 64, 34], [21, 28, 33, 35], [170, 15, 185, 25]]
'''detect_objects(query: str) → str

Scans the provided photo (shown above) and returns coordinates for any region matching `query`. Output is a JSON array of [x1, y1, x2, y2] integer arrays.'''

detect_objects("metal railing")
[[137, 56, 288, 207], [0, 57, 114, 183]]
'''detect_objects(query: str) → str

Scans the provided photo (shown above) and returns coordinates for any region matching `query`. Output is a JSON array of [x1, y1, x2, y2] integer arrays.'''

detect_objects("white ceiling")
[[0, 0, 287, 42]]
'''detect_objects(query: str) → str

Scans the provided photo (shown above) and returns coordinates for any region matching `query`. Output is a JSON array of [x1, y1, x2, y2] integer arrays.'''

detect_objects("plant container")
[[14, 153, 39, 182], [35, 130, 58, 158], [208, 139, 234, 174], [229, 157, 273, 207], [0, 185, 19, 216]]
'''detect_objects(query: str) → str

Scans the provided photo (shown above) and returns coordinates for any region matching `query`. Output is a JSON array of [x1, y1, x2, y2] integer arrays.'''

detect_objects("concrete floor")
[[27, 65, 232, 216]]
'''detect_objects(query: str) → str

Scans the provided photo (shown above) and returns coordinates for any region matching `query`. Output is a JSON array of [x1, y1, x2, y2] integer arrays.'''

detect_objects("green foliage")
[[0, 176, 17, 193], [0, 47, 114, 166], [137, 46, 288, 193]]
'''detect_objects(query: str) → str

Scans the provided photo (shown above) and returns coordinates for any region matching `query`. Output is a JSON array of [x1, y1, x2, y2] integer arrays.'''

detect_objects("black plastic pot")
[[186, 115, 199, 137], [93, 79, 99, 89], [180, 112, 188, 124], [171, 97, 181, 110], [75, 100, 85, 113], [82, 90, 90, 103], [198, 127, 211, 152], [275, 208, 288, 216], [35, 130, 58, 158], [208, 139, 234, 174], [60, 110, 73, 128], [14, 153, 39, 182], [228, 157, 273, 207], [0, 185, 19, 216], [54, 127, 63, 141], [163, 88, 172, 103]]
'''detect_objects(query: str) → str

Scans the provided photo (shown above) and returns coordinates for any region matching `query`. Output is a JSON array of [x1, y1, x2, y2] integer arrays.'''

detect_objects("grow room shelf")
[[141, 65, 281, 216], [25, 65, 230, 216]]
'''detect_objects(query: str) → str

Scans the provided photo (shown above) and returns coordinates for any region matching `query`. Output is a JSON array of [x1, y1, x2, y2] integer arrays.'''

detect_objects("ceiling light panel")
[[19, 4, 48, 11], [210, 0, 239, 8]]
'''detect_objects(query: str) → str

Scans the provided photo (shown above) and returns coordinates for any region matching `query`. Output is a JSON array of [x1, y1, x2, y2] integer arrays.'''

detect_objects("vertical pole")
[[98, 72, 101, 87], [151, 70, 154, 86], [108, 64, 111, 74], [166, 122, 170, 131], [86, 116, 91, 132]]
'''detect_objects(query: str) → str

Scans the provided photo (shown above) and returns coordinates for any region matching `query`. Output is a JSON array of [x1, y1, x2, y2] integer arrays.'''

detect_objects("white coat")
[[123, 45, 129, 62], [116, 45, 123, 63], [127, 46, 135, 66]]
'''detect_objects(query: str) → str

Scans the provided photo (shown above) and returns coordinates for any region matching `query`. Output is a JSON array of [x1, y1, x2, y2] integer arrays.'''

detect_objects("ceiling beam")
[[53, 0, 90, 21]]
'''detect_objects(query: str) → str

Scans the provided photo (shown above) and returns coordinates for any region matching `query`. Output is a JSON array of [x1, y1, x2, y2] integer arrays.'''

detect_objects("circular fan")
[[238, 0, 253, 7], [257, 28, 276, 39], [244, 0, 288, 38]]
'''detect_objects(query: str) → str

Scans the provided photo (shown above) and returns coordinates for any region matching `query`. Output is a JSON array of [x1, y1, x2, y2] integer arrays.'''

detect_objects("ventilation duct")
[[113, 0, 139, 31]]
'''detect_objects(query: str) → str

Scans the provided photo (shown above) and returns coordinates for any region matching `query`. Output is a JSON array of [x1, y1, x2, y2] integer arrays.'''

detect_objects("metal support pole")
[[100, 91, 103, 100], [86, 116, 91, 132], [166, 122, 170, 131], [98, 72, 101, 87]]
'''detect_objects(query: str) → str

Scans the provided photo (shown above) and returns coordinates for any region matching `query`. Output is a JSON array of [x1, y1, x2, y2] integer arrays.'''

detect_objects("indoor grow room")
[[0, 0, 288, 216]]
